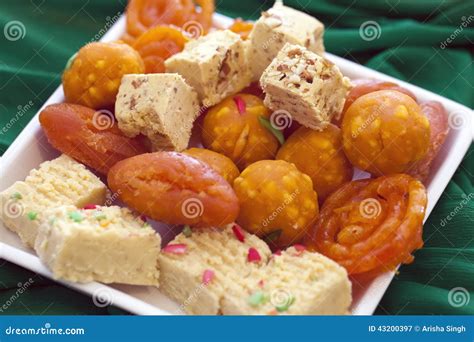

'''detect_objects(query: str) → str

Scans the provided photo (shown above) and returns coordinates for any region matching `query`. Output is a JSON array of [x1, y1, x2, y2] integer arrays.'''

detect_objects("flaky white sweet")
[[260, 43, 352, 130], [0, 155, 108, 247], [248, 1, 325, 81], [115, 73, 200, 152], [159, 225, 351, 315], [35, 205, 162, 286], [165, 30, 251, 107]]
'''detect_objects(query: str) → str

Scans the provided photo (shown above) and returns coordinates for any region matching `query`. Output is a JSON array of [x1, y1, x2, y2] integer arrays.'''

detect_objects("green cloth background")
[[0, 0, 472, 315]]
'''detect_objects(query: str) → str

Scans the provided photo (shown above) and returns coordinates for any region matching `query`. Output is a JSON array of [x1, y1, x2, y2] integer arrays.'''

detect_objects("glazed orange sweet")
[[133, 25, 188, 73], [108, 152, 239, 227], [234, 160, 319, 248], [126, 0, 214, 39], [228, 19, 254, 40], [62, 42, 145, 110], [306, 174, 427, 276], [342, 90, 430, 176], [202, 94, 280, 170], [333, 79, 417, 126], [39, 103, 148, 175], [407, 101, 449, 182], [277, 124, 353, 201], [183, 148, 240, 185]]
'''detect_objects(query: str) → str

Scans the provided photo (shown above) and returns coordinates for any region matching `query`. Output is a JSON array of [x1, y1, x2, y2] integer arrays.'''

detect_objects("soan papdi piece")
[[115, 73, 200, 152], [0, 155, 108, 248], [260, 43, 352, 130], [248, 1, 325, 80], [165, 30, 251, 107], [159, 225, 351, 315], [35, 205, 161, 286]]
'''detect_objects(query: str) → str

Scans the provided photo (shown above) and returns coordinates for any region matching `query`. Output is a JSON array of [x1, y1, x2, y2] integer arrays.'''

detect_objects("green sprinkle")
[[27, 211, 38, 221], [182, 225, 192, 237], [248, 291, 269, 307], [258, 116, 285, 145], [275, 295, 295, 312], [95, 213, 107, 221], [65, 52, 78, 71], [49, 218, 56, 225], [143, 222, 151, 228], [262, 229, 282, 246], [68, 211, 83, 223], [10, 192, 22, 200]]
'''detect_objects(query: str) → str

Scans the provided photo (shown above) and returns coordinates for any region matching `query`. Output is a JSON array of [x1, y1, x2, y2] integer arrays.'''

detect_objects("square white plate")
[[0, 13, 472, 316]]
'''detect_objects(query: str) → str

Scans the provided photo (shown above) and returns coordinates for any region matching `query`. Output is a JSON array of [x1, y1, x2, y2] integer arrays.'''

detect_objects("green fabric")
[[0, 0, 472, 315]]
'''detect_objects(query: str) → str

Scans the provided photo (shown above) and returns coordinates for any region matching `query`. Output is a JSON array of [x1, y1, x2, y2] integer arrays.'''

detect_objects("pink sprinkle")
[[233, 96, 246, 114], [83, 204, 97, 210], [232, 224, 245, 242], [202, 269, 215, 285], [162, 243, 187, 255], [294, 244, 306, 252], [248, 247, 261, 263], [258, 280, 265, 288], [140, 215, 148, 222], [273, 249, 282, 256]]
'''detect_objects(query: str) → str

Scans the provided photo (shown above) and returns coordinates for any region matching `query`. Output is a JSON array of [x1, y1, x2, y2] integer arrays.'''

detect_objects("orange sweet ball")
[[201, 94, 279, 170], [62, 42, 145, 109], [233, 160, 319, 248], [342, 90, 430, 176], [277, 124, 353, 201]]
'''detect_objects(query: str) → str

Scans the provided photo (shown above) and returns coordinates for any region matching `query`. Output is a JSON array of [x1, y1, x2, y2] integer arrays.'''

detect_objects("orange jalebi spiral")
[[133, 25, 188, 73], [306, 174, 427, 276], [125, 0, 214, 41]]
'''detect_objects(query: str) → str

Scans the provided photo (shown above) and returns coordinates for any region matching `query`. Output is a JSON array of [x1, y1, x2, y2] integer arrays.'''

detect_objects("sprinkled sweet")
[[163, 243, 188, 255]]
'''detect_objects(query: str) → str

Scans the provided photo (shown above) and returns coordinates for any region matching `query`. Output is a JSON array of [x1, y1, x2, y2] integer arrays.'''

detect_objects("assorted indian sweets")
[[0, 0, 451, 315]]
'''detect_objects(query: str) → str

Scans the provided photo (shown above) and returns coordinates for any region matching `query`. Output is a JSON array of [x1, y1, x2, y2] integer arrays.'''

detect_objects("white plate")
[[0, 13, 472, 316]]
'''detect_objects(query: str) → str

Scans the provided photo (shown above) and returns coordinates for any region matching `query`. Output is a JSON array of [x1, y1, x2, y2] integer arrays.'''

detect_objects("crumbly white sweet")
[[165, 30, 252, 107], [260, 43, 352, 130], [248, 2, 325, 81], [159, 225, 351, 315], [115, 73, 200, 152], [35, 205, 162, 286], [0, 155, 108, 247]]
